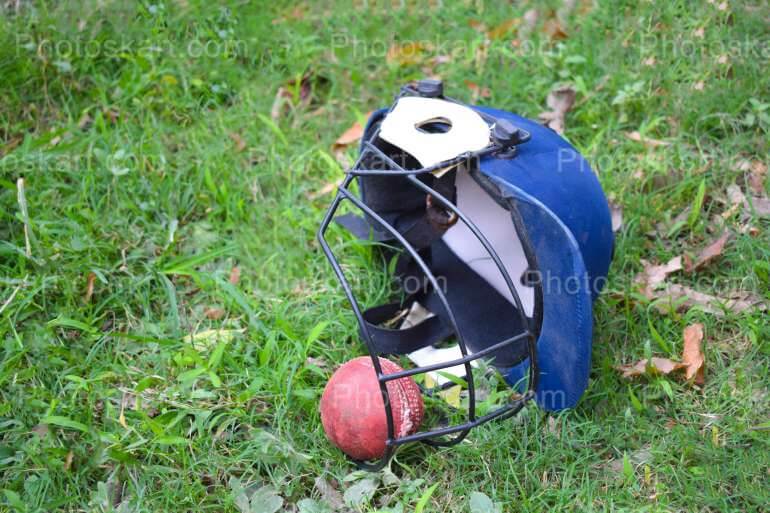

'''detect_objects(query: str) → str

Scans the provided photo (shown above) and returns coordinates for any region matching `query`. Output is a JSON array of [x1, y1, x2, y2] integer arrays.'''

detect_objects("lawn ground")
[[0, 1, 769, 512]]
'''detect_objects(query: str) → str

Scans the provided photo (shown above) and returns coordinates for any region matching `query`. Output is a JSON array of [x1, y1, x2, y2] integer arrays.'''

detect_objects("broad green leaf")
[[414, 483, 439, 513], [297, 499, 332, 513], [250, 486, 283, 513], [42, 415, 89, 433], [208, 340, 228, 370], [469, 491, 500, 513], [3, 489, 26, 511], [177, 367, 207, 384], [343, 478, 378, 507], [47, 316, 96, 334]]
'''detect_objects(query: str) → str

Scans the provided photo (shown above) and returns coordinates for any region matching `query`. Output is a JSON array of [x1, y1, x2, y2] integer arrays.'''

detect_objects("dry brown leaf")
[[653, 284, 766, 316], [32, 424, 49, 438], [314, 477, 345, 511], [468, 19, 486, 31], [748, 195, 770, 217], [727, 184, 746, 207], [617, 357, 684, 378], [686, 232, 729, 272], [83, 272, 96, 304], [543, 17, 568, 40], [745, 160, 767, 195], [306, 180, 341, 201], [636, 256, 683, 294], [204, 307, 225, 320], [229, 266, 241, 285], [332, 113, 371, 151], [465, 80, 491, 102], [682, 323, 705, 385], [228, 132, 247, 152], [386, 42, 428, 66], [624, 131, 670, 148], [538, 85, 577, 134], [64, 450, 74, 471], [488, 19, 519, 40], [609, 202, 623, 233]]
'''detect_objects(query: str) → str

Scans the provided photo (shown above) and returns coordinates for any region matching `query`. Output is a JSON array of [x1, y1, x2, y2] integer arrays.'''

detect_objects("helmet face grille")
[[317, 84, 540, 470]]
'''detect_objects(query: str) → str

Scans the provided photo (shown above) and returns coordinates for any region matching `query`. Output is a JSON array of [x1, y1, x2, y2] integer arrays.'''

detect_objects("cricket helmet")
[[317, 80, 613, 468]]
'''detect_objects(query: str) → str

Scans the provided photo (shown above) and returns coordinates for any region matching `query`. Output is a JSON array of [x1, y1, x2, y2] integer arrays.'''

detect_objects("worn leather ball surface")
[[320, 356, 424, 460]]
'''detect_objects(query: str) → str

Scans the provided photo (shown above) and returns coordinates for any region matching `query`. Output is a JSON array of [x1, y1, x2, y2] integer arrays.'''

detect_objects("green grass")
[[1, 1, 769, 511]]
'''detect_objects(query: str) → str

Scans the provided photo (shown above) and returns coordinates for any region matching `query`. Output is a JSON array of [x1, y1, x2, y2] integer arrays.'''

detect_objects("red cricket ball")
[[320, 356, 424, 461]]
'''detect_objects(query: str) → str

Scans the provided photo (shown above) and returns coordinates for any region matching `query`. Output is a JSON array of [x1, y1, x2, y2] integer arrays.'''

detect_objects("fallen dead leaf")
[[685, 232, 729, 272], [618, 324, 706, 385], [464, 80, 491, 102], [653, 284, 766, 316], [84, 272, 96, 304], [747, 195, 770, 217], [744, 160, 767, 195], [64, 450, 74, 471], [543, 17, 568, 40], [32, 424, 49, 438], [468, 19, 486, 31], [332, 113, 371, 151], [488, 19, 519, 40], [635, 256, 683, 294], [624, 131, 670, 148], [617, 357, 684, 378], [727, 183, 746, 204], [228, 132, 247, 152], [314, 477, 345, 511], [204, 307, 226, 320], [538, 85, 577, 134], [306, 180, 341, 201], [682, 323, 705, 385], [228, 266, 241, 285], [609, 202, 623, 233]]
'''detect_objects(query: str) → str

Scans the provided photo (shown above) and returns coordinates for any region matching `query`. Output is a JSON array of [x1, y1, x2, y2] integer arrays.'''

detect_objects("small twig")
[[16, 177, 31, 258]]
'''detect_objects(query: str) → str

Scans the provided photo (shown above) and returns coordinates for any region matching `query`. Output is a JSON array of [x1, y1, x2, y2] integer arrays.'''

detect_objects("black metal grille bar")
[[379, 331, 530, 381], [389, 390, 534, 445]]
